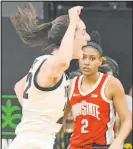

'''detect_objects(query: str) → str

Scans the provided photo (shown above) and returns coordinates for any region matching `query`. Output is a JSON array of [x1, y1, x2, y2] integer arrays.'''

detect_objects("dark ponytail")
[[11, 3, 71, 53], [10, 2, 52, 47]]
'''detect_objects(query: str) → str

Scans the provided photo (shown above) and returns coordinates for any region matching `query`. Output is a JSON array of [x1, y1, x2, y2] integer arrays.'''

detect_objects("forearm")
[[62, 107, 71, 125], [114, 116, 132, 144], [41, 23, 77, 77], [57, 23, 76, 65], [62, 100, 72, 125], [60, 106, 72, 132]]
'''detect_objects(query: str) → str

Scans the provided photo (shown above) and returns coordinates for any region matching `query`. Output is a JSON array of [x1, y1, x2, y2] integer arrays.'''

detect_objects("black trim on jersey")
[[93, 143, 110, 148], [34, 58, 63, 91], [64, 71, 71, 80]]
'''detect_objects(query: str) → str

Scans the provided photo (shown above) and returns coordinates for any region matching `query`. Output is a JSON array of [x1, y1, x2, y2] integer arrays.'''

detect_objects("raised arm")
[[11, 4, 86, 90], [37, 6, 83, 88]]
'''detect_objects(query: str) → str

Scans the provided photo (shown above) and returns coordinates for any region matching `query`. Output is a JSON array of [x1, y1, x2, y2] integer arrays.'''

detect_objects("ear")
[[99, 56, 103, 66]]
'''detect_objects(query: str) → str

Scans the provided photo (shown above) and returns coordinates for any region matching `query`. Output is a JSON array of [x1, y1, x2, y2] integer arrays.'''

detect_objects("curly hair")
[[10, 2, 70, 52]]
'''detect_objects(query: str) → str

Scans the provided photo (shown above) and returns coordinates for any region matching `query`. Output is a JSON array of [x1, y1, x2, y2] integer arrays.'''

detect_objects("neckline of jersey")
[[78, 73, 103, 96]]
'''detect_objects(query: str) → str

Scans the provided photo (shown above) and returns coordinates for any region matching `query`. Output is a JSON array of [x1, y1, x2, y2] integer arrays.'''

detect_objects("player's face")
[[79, 47, 102, 75], [73, 20, 91, 59]]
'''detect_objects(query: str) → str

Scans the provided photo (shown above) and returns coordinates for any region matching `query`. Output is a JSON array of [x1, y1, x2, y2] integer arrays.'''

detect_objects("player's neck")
[[82, 72, 100, 85], [52, 48, 58, 55]]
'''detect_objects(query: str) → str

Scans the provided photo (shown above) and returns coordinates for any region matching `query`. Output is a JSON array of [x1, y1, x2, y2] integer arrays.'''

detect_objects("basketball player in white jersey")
[[99, 56, 132, 148], [8, 3, 90, 149], [62, 42, 132, 149]]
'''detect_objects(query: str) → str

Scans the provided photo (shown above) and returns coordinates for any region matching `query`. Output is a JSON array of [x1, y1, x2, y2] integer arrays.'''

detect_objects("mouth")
[[83, 67, 91, 72]]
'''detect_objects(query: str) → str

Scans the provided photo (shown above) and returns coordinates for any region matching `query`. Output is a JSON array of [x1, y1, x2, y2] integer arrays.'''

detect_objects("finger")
[[76, 6, 83, 15], [80, 6, 83, 9], [74, 6, 83, 9]]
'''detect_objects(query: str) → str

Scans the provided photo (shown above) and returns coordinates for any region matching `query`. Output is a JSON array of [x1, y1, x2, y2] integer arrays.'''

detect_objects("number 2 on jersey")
[[23, 72, 32, 99], [81, 119, 89, 133]]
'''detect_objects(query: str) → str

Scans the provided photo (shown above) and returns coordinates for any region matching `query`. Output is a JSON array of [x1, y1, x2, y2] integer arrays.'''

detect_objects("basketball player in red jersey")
[[99, 56, 132, 149], [63, 42, 132, 149]]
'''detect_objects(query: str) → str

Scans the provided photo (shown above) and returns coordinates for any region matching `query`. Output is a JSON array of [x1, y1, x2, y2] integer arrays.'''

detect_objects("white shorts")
[[8, 132, 55, 149]]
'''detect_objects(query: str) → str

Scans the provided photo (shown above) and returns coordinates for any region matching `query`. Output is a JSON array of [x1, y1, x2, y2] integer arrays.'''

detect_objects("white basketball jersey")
[[15, 55, 68, 135]]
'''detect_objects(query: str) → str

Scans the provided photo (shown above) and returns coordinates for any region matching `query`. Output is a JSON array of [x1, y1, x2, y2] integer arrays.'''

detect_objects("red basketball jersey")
[[69, 73, 116, 146]]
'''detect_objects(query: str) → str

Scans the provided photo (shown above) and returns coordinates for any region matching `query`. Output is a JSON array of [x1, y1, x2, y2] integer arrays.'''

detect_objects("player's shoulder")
[[30, 55, 52, 71], [106, 75, 122, 87], [106, 75, 124, 94]]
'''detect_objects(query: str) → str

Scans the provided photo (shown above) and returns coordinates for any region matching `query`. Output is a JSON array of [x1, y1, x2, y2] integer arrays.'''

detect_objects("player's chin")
[[73, 55, 81, 59], [77, 55, 83, 59], [83, 72, 92, 75], [78, 50, 83, 59], [82, 70, 92, 75]]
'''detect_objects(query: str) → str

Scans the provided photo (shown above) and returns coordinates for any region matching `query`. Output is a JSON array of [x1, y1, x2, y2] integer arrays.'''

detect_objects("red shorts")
[[68, 144, 109, 149]]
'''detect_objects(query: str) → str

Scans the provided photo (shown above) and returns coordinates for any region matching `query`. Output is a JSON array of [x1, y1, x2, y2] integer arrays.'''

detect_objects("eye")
[[82, 55, 87, 59], [82, 29, 86, 35], [90, 57, 96, 61]]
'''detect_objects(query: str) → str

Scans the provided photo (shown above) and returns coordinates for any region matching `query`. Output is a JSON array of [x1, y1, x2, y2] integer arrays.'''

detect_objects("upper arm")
[[42, 55, 69, 77], [109, 77, 130, 121], [14, 75, 27, 89], [14, 75, 27, 106]]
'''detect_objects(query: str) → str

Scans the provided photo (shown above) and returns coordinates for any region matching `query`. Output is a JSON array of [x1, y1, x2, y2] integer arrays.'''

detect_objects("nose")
[[84, 59, 90, 65], [86, 33, 91, 42]]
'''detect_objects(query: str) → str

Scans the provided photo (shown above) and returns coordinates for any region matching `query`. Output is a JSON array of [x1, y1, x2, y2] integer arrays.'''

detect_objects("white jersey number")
[[81, 119, 89, 133]]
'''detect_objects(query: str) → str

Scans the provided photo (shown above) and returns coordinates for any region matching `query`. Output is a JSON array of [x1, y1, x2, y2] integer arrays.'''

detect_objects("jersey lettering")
[[72, 101, 100, 120], [23, 72, 32, 99]]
